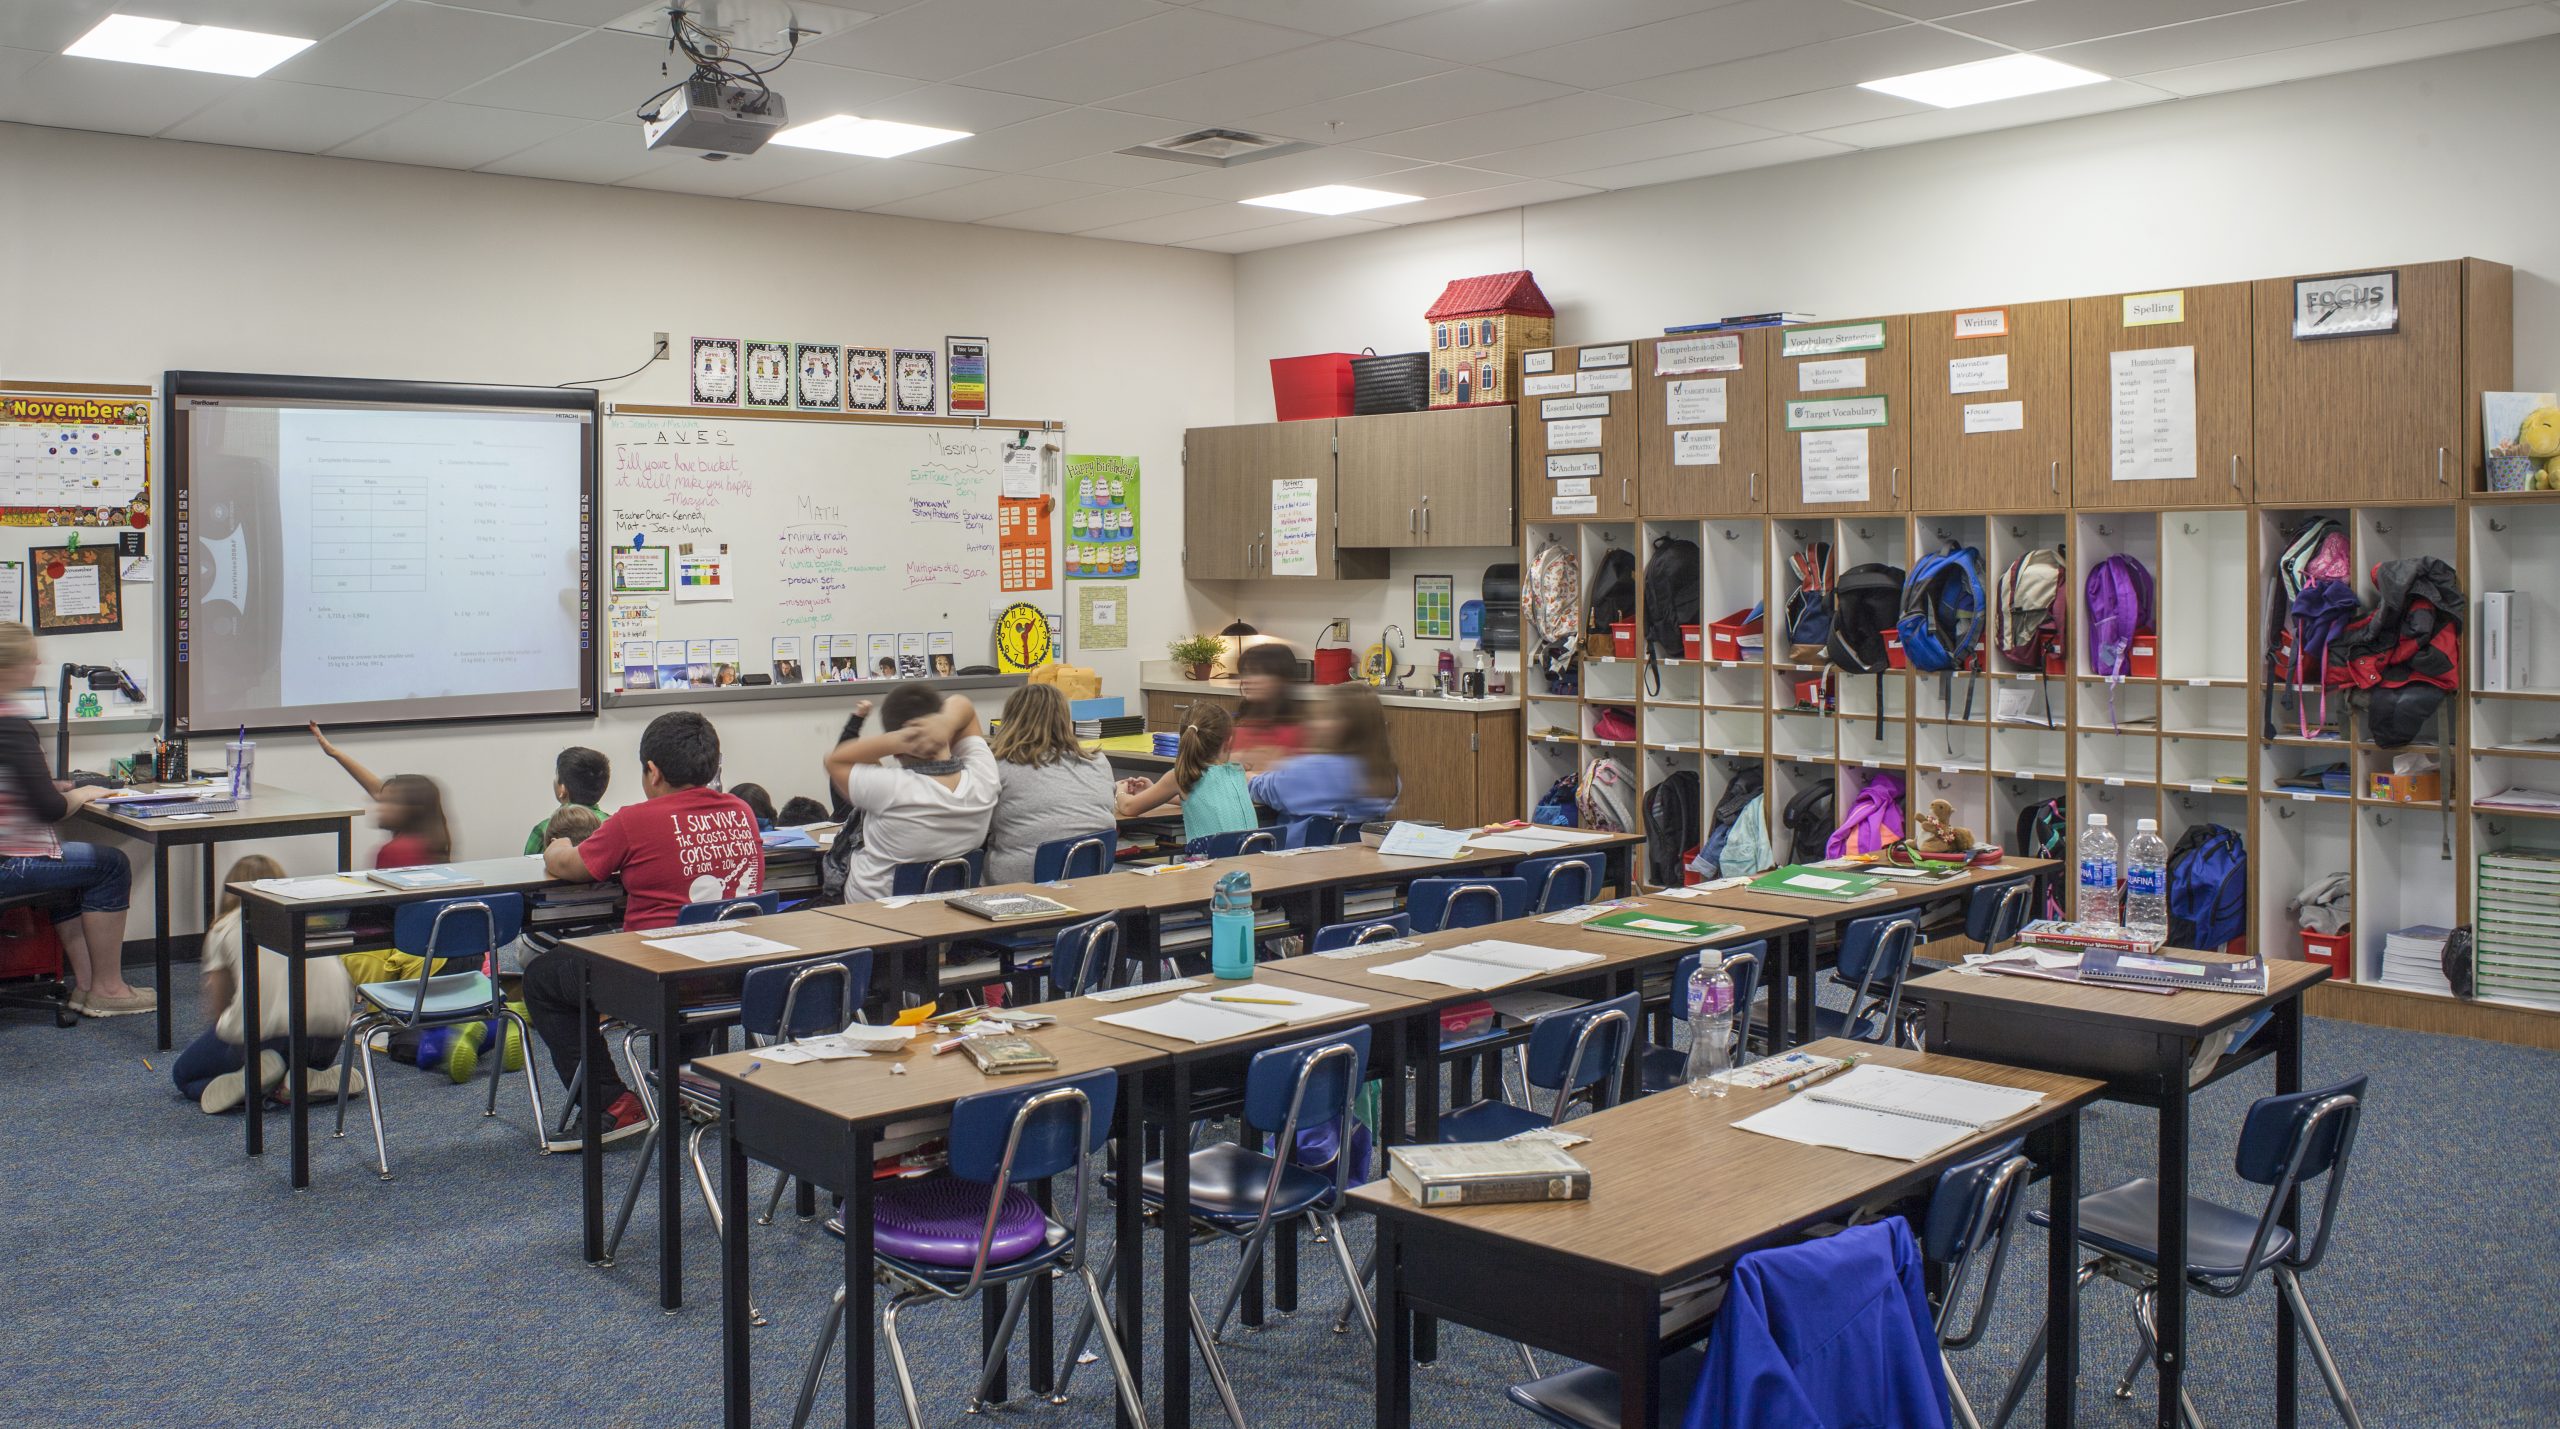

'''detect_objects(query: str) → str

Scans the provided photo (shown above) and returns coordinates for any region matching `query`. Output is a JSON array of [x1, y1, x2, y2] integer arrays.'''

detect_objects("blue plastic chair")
[[1046, 913, 1132, 999], [614, 892, 791, 1129], [335, 893, 539, 1179], [679, 891, 782, 924], [1755, 913, 1919, 1047], [1406, 876, 1531, 932], [1030, 830, 1115, 883], [1189, 827, 1281, 859], [1636, 942, 1767, 1094], [1514, 853, 1606, 912], [1903, 878, 2033, 1045], [1311, 914, 1411, 953], [788, 1069, 1145, 1429], [1996, 1077, 2369, 1429], [1438, 991, 1640, 1143], [890, 850, 984, 897]]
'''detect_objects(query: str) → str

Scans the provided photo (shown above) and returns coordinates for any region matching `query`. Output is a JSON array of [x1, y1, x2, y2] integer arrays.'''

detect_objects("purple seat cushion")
[[873, 1178, 1049, 1268]]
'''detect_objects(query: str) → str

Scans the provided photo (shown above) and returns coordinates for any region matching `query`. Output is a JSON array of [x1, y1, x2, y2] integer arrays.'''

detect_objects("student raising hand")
[[307, 720, 386, 799]]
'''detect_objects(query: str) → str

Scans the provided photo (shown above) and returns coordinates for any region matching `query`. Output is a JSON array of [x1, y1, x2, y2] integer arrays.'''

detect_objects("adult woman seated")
[[0, 622, 146, 1017]]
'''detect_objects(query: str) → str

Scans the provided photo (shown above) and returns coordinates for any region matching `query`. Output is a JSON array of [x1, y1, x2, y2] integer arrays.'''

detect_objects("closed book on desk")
[[963, 1035, 1059, 1075], [2079, 946, 2267, 994], [1584, 908, 1739, 943], [367, 865, 485, 892], [1388, 1142, 1591, 1207], [949, 892, 1073, 922]]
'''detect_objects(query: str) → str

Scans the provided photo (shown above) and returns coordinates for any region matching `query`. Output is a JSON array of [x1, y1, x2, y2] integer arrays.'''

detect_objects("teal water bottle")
[[1210, 869, 1256, 980]]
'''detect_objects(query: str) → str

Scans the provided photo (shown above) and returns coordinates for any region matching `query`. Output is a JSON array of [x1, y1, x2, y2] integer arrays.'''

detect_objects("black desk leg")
[[1162, 1061, 1194, 1429], [1275, 1221, 1298, 1315], [984, 1286, 1010, 1403], [1383, 1024, 1409, 1147], [1794, 926, 1816, 1047], [1414, 1032, 1440, 1366], [287, 953, 311, 1190], [2155, 1054, 2191, 1429], [1616, 1294, 1662, 1429], [201, 840, 215, 926], [152, 841, 172, 1050], [1374, 1219, 1409, 1429], [1762, 929, 1794, 1053], [2275, 1000, 2303, 1429], [721, 1089, 752, 1429], [847, 1126, 878, 1429], [1116, 1087, 1145, 1429], [2041, 1110, 2082, 1429], [243, 901, 265, 1158], [657, 984, 686, 1312], [1241, 1234, 1265, 1331], [580, 964, 605, 1264]]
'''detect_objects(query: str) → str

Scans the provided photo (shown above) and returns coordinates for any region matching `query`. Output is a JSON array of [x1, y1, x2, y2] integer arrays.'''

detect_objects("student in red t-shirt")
[[522, 711, 763, 1146]]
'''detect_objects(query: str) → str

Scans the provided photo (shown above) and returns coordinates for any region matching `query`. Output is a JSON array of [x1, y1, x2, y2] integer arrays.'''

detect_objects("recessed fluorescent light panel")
[[1859, 54, 2105, 109], [771, 115, 971, 158], [1241, 185, 1421, 216], [64, 14, 315, 77]]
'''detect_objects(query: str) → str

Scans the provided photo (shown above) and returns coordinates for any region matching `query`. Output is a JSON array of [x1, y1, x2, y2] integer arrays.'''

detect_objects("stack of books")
[[1663, 311, 1817, 334], [1151, 731, 1181, 757], [2017, 920, 2164, 955], [1387, 1141, 1591, 1206], [1076, 714, 1145, 738], [2377, 924, 2454, 995], [2475, 851, 2560, 1008]]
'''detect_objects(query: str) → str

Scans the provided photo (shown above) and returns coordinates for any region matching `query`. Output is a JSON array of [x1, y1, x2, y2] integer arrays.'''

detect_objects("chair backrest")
[[392, 893, 525, 966], [891, 850, 984, 896], [939, 1068, 1120, 1287], [1922, 1138, 2031, 1350], [1312, 914, 1410, 953], [1031, 830, 1116, 883], [1406, 877, 1530, 933], [2230, 1075, 2368, 1281], [1524, 990, 1641, 1117], [1513, 853, 1605, 912], [1242, 1025, 1371, 1142], [739, 951, 874, 1041], [1962, 879, 2033, 952], [1048, 913, 1126, 999], [1831, 914, 1918, 1043], [1669, 942, 1765, 1042], [677, 891, 782, 926], [1192, 828, 1280, 859]]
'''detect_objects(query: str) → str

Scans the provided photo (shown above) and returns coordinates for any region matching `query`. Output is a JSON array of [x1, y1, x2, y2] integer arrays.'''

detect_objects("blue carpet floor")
[[2, 981, 2553, 1427]]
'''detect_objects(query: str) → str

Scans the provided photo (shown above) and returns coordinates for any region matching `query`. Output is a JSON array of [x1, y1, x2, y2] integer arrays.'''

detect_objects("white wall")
[[1231, 37, 2560, 415], [0, 121, 1233, 926]]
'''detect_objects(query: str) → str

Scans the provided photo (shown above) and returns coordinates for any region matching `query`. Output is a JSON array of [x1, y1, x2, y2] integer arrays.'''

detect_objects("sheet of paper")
[[0, 562, 20, 625], [118, 556, 152, 584], [1798, 357, 1867, 392], [1735, 1096, 1971, 1162], [1269, 478, 1319, 576], [1376, 822, 1469, 858], [1992, 683, 2055, 726], [1797, 429, 1870, 504], [1810, 1064, 2045, 1128], [1575, 368, 1632, 394], [1482, 825, 1609, 846], [1098, 985, 1363, 1042], [1466, 832, 1577, 853], [1656, 334, 1741, 374], [1783, 872, 1850, 891], [1664, 377, 1727, 426], [1673, 429, 1722, 466], [2109, 346, 2198, 482], [1367, 953, 1535, 991], [1551, 492, 1599, 516], [257, 875, 379, 901], [50, 563, 99, 617], [1964, 401, 2025, 434], [1001, 445, 1042, 499], [642, 929, 799, 962], [1545, 418, 1603, 450], [1535, 903, 1619, 924], [1948, 354, 2009, 394]]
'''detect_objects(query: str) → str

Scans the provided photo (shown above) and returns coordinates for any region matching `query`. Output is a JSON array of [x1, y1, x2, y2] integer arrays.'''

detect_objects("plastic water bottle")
[[2078, 813, 2122, 928], [1684, 958, 1736, 1098], [2124, 818, 2170, 943]]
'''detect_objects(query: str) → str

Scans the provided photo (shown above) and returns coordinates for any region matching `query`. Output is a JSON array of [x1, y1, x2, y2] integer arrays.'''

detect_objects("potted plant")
[[1167, 634, 1224, 680]]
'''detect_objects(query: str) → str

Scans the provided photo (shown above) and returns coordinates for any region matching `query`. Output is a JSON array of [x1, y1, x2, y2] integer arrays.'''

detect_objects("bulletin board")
[[0, 381, 159, 727]]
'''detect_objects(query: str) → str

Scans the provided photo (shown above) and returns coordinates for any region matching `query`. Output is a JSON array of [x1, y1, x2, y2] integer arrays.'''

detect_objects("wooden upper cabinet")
[[1768, 317, 1911, 515], [2069, 283, 2253, 509], [1909, 300, 2071, 512], [2252, 258, 2511, 503], [1338, 405, 1515, 549], [1637, 330, 1770, 517], [1518, 341, 1641, 521], [1182, 423, 1270, 580]]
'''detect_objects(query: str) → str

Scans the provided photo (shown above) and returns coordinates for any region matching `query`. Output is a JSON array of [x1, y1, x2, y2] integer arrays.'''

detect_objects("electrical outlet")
[[652, 331, 670, 358]]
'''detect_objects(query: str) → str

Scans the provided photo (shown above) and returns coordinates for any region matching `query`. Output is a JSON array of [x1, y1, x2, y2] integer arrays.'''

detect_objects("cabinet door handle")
[[1409, 506, 1417, 534], [1621, 477, 1631, 506], [1748, 471, 1758, 504], [2437, 445, 2449, 486], [1890, 466, 1900, 498], [1423, 496, 1431, 534], [2230, 454, 2241, 490], [2049, 460, 2059, 494]]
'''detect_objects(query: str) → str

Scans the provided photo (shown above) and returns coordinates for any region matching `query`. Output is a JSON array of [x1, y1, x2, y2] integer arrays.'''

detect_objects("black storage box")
[[1482, 562, 1521, 651], [1351, 350, 1430, 414]]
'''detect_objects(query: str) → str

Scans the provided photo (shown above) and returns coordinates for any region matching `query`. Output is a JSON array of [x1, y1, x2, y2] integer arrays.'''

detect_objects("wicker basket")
[[1351, 350, 1430, 414]]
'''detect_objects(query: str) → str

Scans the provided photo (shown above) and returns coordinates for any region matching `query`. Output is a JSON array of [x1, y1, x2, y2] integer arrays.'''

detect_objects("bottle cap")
[[2136, 818, 2158, 831], [2089, 813, 2108, 827]]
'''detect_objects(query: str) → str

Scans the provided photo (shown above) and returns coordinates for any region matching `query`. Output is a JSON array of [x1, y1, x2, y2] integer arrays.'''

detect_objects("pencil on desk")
[[1208, 994, 1293, 1005]]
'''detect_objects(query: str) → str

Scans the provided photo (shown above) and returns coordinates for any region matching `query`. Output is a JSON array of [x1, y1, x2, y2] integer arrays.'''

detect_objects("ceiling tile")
[[1463, 113, 1778, 178], [1942, 0, 2300, 51], [161, 78, 422, 152], [1854, 0, 2034, 17], [1570, 131, 1852, 187], [613, 143, 862, 196], [1033, 148, 1209, 184], [2130, 3, 2560, 95], [1369, 176, 1603, 223], [976, 185, 1221, 232], [1352, 0, 1741, 65], [956, 8, 1314, 102], [324, 99, 587, 168], [2045, 0, 2527, 76], [0, 46, 50, 86], [1808, 76, 2171, 147], [1192, 0, 1473, 36], [864, 171, 1107, 219], [1104, 40, 1444, 122], [0, 55, 241, 137], [738, 155, 988, 209], [0, 1, 116, 52], [1241, 66, 1572, 143], [1361, 90, 1682, 162], [858, 82, 1066, 132], [1358, 162, 1530, 196], [806, 0, 1165, 82], [1609, 24, 2003, 111], [1141, 142, 1414, 198], [1079, 200, 1310, 242], [271, 1, 584, 99], [474, 118, 696, 183], [448, 29, 674, 120], [925, 106, 1178, 171], [1174, 212, 1391, 250], [1491, 0, 1898, 88], [752, 58, 920, 117], [1707, 84, 1930, 133], [444, 0, 655, 24]]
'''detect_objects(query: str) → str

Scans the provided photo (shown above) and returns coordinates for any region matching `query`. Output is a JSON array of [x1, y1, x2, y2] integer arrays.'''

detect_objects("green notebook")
[[1747, 865, 1885, 901], [1585, 908, 1741, 943]]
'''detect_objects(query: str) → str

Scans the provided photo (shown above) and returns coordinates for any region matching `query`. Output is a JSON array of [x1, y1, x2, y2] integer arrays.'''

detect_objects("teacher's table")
[[1357, 1039, 2104, 1429], [75, 782, 363, 1049], [1912, 954, 2329, 1429]]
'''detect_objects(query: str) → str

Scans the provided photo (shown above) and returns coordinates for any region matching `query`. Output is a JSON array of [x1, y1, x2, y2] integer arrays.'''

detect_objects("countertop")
[[1135, 663, 1520, 713]]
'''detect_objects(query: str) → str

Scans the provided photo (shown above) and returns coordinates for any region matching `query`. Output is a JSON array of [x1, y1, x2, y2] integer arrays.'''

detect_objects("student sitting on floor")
[[307, 722, 452, 870], [1116, 702, 1257, 847], [521, 712, 766, 1147], [822, 684, 997, 902], [521, 746, 609, 854], [1248, 684, 1399, 828], [173, 854, 358, 1113]]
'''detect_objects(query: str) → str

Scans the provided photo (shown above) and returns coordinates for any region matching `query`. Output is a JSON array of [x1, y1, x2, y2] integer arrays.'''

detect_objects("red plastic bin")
[[2301, 927, 2352, 981], [1269, 353, 1358, 421]]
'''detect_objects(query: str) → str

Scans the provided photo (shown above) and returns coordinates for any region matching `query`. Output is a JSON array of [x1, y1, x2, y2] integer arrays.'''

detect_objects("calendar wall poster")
[[0, 391, 151, 528]]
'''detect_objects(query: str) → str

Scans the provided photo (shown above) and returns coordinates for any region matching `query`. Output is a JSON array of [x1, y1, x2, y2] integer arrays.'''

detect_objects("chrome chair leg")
[[483, 1011, 508, 1118], [621, 1027, 659, 1126], [507, 1008, 551, 1149], [1315, 1211, 1376, 1344], [332, 1014, 369, 1139], [2278, 1266, 2365, 1429], [882, 1288, 932, 1429], [2117, 1285, 2160, 1399], [1333, 1243, 1377, 1335], [356, 1030, 392, 1180], [1945, 1349, 1985, 1429], [1991, 1261, 2099, 1429], [604, 1121, 662, 1264], [758, 1174, 793, 1226], [2130, 1286, 2206, 1429], [1053, 1255, 1114, 1396], [1078, 1264, 1153, 1429], [790, 1285, 848, 1429], [1185, 1292, 1249, 1429], [686, 1119, 725, 1237], [966, 1278, 1035, 1411], [1207, 1227, 1273, 1342]]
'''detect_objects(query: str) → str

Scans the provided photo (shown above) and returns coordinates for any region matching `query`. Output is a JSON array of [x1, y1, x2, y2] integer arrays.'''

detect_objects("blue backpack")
[[1898, 544, 1985, 673], [2166, 823, 2247, 951], [1532, 771, 1579, 827]]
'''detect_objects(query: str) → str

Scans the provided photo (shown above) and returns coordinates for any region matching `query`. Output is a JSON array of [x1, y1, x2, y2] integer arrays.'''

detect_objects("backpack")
[[1717, 796, 1775, 879], [1592, 705, 1638, 742], [1531, 771, 1580, 827], [1898, 544, 1986, 674], [1784, 541, 1833, 649], [2329, 557, 2464, 748], [2084, 554, 2154, 682], [2166, 823, 2247, 951], [1824, 770, 1905, 860], [820, 815, 864, 903], [1586, 547, 1636, 635], [1578, 756, 1637, 833], [1782, 782, 1835, 864], [2262, 519, 2357, 738], [2013, 796, 2069, 919], [1993, 547, 2067, 671], [1824, 561, 1906, 736], [1643, 767, 1702, 887], [1643, 534, 1702, 692], [1693, 764, 1765, 878], [1527, 540, 1581, 694]]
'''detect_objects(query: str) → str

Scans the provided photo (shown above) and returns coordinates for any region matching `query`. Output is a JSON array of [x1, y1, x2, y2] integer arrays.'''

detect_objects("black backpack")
[[1824, 561, 1906, 735], [1782, 782, 1835, 865], [1697, 763, 1764, 876], [1643, 768, 1702, 888], [1642, 534, 1702, 692], [1586, 547, 1636, 635], [2013, 796, 2067, 918]]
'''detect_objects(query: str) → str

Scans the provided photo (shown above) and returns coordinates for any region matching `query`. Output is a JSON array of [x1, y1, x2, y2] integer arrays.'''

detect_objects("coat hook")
[[2278, 806, 2297, 819], [2490, 518, 2509, 533], [2181, 522, 2199, 535], [2490, 819, 2509, 837], [2097, 522, 2112, 538], [1857, 525, 1873, 540], [2373, 520, 2392, 534], [2009, 524, 2026, 539], [1724, 527, 1741, 541], [2375, 813, 2394, 827]]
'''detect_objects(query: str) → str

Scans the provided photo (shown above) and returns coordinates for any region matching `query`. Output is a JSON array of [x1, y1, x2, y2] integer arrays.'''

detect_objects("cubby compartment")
[[1915, 667, 1992, 724], [2076, 678, 2156, 732], [2471, 754, 2560, 818], [1911, 769, 1990, 857], [1834, 763, 1907, 846], [1990, 725, 2069, 781], [2076, 729, 2157, 785], [2353, 503, 2458, 600], [1989, 671, 2064, 730], [2471, 821, 2560, 1009], [2161, 682, 2249, 736], [1700, 518, 1768, 664], [1525, 696, 1580, 743], [1702, 706, 1766, 755], [1916, 719, 1989, 772], [1770, 520, 1835, 665], [2162, 734, 2247, 792], [1583, 701, 1639, 748], [1839, 716, 1908, 770], [1770, 760, 1836, 861], [1992, 777, 2071, 860], [2159, 508, 2250, 681], [1691, 755, 1769, 880], [2072, 511, 2162, 680], [1770, 707, 1834, 762], [1641, 705, 1701, 751], [1703, 664, 1762, 711], [2254, 798, 2350, 962], [1581, 655, 1641, 705], [2072, 780, 2162, 920], [2469, 502, 2560, 699], [1526, 738, 1580, 819], [1772, 666, 1833, 715], [2356, 803, 2460, 981], [1648, 661, 1704, 707], [2469, 697, 2560, 755], [2262, 743, 2354, 800]]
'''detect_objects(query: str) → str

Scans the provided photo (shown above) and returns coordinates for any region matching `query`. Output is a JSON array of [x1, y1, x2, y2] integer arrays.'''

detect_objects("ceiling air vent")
[[1117, 127, 1313, 169]]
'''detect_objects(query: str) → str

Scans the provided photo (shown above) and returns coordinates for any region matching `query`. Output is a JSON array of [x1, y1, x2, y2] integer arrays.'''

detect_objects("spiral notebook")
[[1736, 1064, 2046, 1161]]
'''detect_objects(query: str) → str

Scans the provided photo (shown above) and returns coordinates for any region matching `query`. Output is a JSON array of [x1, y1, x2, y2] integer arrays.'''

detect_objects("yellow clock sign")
[[996, 601, 1054, 672]]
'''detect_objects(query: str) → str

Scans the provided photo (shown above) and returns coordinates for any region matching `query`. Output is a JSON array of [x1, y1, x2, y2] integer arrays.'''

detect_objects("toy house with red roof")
[[1425, 270, 1554, 408]]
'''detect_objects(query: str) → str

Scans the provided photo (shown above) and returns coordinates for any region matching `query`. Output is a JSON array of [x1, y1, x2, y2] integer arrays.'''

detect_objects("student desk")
[[1355, 1039, 2104, 1429], [74, 782, 364, 1049], [1044, 967, 1438, 1429], [1909, 956, 2330, 1429], [1683, 858, 2056, 1049], [699, 1024, 1167, 1429], [559, 908, 927, 1312]]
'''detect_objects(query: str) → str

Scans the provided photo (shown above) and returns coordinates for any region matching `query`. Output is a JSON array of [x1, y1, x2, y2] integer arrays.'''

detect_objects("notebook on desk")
[[1094, 984, 1367, 1044], [948, 892, 1074, 922], [2079, 946, 2269, 995], [1736, 1064, 2046, 1161], [366, 865, 485, 892], [1366, 939, 1601, 991], [1747, 865, 1884, 901]]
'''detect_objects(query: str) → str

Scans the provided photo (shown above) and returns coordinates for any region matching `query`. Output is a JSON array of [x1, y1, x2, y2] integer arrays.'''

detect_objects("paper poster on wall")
[[2109, 346, 2198, 482], [710, 637, 742, 687], [826, 636, 863, 681], [119, 556, 150, 584], [0, 561, 22, 625], [1552, 492, 1599, 516], [1798, 429, 1871, 504], [743, 342, 792, 408], [1579, 344, 1630, 369], [653, 638, 687, 687], [620, 639, 657, 690], [928, 630, 956, 676], [1785, 395, 1888, 431], [1064, 453, 1138, 581], [1414, 574, 1454, 639], [673, 546, 732, 601], [0, 390, 151, 527], [1546, 453, 1600, 480], [867, 633, 897, 679], [1948, 354, 2009, 394], [771, 635, 804, 684], [896, 632, 927, 677], [1798, 358, 1866, 393], [1270, 478, 1319, 577], [608, 597, 657, 647], [1541, 395, 1610, 421], [1781, 322, 1884, 357], [1656, 334, 1741, 374], [1666, 378, 1728, 426], [1001, 445, 1042, 500], [946, 336, 990, 417], [1546, 418, 1604, 451], [1553, 478, 1593, 497], [893, 350, 939, 415], [846, 348, 889, 413], [1674, 430, 1723, 466], [689, 338, 740, 405], [685, 638, 714, 688], [30, 545, 119, 634], [794, 344, 843, 410], [613, 545, 670, 592], [1963, 400, 2025, 434], [1075, 583, 1127, 651], [998, 496, 1053, 591], [1574, 368, 1632, 394]]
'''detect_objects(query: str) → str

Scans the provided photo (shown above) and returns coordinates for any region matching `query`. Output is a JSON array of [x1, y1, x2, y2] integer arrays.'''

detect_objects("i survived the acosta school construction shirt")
[[576, 785, 765, 931]]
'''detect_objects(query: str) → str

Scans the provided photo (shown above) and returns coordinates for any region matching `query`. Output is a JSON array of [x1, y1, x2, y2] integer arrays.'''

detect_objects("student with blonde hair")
[[0, 621, 147, 1017], [982, 682, 1115, 883], [171, 854, 358, 1112]]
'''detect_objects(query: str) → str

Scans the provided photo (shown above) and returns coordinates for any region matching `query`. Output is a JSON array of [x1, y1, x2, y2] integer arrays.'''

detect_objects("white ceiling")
[[7, 0, 2559, 251]]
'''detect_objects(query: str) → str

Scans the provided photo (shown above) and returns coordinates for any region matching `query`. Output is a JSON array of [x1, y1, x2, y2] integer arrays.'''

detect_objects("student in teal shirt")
[[521, 747, 610, 855], [1116, 704, 1258, 846]]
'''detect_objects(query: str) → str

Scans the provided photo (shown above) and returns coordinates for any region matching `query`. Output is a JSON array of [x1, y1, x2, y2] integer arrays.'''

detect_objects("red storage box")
[[1610, 621, 1636, 658], [1681, 625, 1703, 661], [2301, 927, 2352, 981], [1885, 630, 1908, 670], [1439, 1000, 1497, 1047], [1269, 353, 1358, 421], [2046, 648, 2066, 676], [1707, 608, 1761, 662], [2128, 630, 2158, 678]]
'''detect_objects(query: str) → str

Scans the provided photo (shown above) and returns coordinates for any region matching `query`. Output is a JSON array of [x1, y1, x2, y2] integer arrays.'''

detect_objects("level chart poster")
[[0, 391, 151, 528]]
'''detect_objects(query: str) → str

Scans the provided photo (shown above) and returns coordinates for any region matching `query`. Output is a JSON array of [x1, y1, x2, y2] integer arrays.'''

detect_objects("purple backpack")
[[1824, 771, 1905, 860], [2085, 555, 2155, 683], [2286, 580, 2364, 736]]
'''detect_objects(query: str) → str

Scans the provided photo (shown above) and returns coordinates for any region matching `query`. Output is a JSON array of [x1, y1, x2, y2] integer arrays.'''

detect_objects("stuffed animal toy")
[[2520, 406, 2560, 459], [1913, 798, 1975, 854]]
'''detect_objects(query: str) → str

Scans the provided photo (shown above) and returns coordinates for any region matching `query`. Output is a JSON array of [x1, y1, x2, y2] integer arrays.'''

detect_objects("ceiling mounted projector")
[[642, 74, 787, 160]]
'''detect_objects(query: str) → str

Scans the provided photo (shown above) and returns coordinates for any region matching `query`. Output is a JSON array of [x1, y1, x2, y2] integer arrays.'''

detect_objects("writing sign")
[[1953, 309, 2009, 339]]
